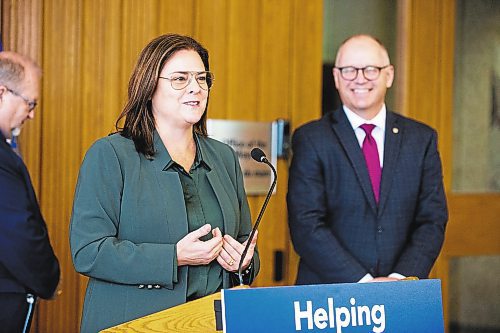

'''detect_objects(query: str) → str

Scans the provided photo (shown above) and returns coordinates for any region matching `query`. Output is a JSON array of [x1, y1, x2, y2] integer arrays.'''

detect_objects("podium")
[[101, 279, 444, 332]]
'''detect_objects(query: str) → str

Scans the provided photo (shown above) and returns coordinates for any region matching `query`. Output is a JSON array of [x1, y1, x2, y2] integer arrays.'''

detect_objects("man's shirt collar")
[[343, 105, 386, 131]]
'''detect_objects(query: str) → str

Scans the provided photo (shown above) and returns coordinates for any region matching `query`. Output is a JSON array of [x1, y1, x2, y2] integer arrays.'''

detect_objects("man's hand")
[[368, 276, 400, 283]]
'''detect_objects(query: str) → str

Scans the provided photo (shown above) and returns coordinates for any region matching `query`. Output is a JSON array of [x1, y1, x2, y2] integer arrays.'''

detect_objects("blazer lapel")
[[329, 109, 378, 214], [377, 111, 402, 217], [198, 138, 236, 237]]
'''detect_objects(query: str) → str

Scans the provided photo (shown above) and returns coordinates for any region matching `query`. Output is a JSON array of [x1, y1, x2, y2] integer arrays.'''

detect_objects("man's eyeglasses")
[[335, 65, 391, 81], [5, 87, 37, 111], [159, 71, 214, 91]]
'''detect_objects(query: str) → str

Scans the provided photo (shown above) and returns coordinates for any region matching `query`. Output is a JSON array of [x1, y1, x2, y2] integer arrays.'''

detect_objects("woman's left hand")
[[216, 230, 258, 272]]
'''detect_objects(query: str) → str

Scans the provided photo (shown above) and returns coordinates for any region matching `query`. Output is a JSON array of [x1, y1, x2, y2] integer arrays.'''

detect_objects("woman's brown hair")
[[116, 34, 210, 158]]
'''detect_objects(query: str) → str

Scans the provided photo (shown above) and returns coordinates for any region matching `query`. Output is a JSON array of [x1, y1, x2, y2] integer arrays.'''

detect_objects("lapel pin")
[[392, 127, 399, 134]]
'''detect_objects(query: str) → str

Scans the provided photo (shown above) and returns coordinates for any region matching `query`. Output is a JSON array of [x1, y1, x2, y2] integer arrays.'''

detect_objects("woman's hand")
[[217, 231, 258, 272], [176, 224, 223, 266]]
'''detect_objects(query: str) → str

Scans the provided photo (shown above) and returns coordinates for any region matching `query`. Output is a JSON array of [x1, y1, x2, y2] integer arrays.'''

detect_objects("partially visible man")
[[287, 35, 448, 284], [0, 51, 60, 332]]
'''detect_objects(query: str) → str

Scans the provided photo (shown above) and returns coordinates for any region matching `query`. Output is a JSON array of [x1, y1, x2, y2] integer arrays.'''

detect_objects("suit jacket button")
[[377, 226, 383, 233]]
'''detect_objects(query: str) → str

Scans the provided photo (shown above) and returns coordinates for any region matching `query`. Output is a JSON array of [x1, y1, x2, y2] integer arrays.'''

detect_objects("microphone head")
[[251, 148, 266, 163]]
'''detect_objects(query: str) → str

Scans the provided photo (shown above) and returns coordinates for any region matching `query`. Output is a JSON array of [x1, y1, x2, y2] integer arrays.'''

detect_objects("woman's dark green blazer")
[[70, 132, 259, 333]]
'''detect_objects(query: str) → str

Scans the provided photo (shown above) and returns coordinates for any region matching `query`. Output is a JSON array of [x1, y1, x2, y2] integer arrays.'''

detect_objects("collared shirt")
[[343, 105, 386, 167], [165, 136, 224, 300], [342, 106, 406, 282]]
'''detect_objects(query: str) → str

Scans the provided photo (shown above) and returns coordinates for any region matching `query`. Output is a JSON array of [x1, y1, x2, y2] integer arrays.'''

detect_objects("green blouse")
[[167, 138, 224, 300]]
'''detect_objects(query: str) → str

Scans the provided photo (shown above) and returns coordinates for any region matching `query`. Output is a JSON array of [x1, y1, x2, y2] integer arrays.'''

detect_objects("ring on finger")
[[228, 259, 235, 266]]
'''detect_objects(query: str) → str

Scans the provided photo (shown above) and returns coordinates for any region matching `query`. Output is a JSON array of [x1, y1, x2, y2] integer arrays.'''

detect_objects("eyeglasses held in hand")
[[5, 87, 37, 111], [335, 65, 390, 81], [159, 71, 214, 91]]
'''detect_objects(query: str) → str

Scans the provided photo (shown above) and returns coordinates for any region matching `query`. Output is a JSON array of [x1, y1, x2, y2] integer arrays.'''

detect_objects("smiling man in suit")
[[0, 51, 60, 332], [287, 35, 448, 284]]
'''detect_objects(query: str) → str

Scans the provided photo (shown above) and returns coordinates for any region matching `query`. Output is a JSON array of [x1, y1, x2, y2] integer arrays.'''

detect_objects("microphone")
[[250, 147, 267, 163], [237, 148, 277, 285]]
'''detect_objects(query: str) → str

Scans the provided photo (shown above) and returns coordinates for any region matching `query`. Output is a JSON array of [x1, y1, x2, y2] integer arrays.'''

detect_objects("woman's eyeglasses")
[[159, 71, 214, 91]]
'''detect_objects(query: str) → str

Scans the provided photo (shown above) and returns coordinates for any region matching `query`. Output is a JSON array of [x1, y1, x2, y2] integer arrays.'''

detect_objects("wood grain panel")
[[158, 0, 196, 36], [395, 1, 499, 332], [397, 1, 456, 330], [1, 0, 43, 194], [252, 0, 293, 286], [444, 194, 500, 256], [80, 0, 123, 149], [289, 0, 323, 131], [286, 0, 324, 285], [225, 1, 260, 121], [3, 1, 323, 331], [2, 1, 45, 331], [120, 0, 160, 94], [195, 0, 230, 119], [40, 1, 84, 331], [397, 0, 455, 190], [225, 1, 265, 286], [436, 0, 455, 191], [102, 291, 222, 332]]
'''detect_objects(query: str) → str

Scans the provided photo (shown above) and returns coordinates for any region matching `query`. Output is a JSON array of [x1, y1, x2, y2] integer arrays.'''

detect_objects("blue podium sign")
[[222, 279, 443, 333]]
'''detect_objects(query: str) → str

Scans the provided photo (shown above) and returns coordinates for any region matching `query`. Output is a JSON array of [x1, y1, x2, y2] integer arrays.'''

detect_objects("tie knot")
[[360, 124, 376, 136]]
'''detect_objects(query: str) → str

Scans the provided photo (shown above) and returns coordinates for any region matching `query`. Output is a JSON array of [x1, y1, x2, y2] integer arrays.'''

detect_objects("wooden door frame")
[[397, 0, 500, 331]]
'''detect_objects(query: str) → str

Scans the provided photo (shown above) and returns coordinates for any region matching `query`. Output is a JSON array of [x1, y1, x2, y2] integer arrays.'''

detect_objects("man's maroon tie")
[[360, 124, 381, 203]]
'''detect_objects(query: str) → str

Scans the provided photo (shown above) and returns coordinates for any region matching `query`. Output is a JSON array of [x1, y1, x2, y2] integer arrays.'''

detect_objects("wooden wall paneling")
[[286, 0, 323, 285], [120, 0, 160, 95], [252, 0, 293, 287], [1, 0, 43, 195], [40, 1, 84, 332], [397, 2, 500, 331], [398, 0, 455, 189], [394, 1, 408, 116], [438, 193, 500, 332], [436, 0, 455, 191], [74, 1, 125, 325], [288, 0, 323, 130], [235, 0, 272, 285], [80, 0, 123, 150], [157, 0, 196, 36], [2, 1, 45, 331], [225, 1, 260, 121], [4, 0, 325, 330], [444, 194, 500, 257], [257, 1, 292, 122], [195, 0, 230, 119], [101, 1, 125, 137], [408, 1, 440, 124], [396, 0, 456, 330], [224, 1, 265, 284]]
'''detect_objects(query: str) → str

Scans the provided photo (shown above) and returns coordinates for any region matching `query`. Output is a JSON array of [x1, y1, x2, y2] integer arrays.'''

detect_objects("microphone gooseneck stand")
[[237, 148, 277, 286]]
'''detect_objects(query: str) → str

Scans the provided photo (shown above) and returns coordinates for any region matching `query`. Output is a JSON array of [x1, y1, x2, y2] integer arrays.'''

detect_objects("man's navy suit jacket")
[[287, 108, 448, 284], [0, 132, 59, 299]]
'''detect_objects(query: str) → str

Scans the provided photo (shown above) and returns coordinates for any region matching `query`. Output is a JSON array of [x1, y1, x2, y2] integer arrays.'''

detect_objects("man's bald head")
[[0, 51, 41, 92], [335, 34, 391, 67], [332, 34, 394, 120], [0, 51, 42, 138]]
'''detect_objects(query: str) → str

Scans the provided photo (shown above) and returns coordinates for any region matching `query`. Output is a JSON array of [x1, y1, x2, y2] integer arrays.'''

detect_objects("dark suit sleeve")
[[0, 151, 60, 299], [287, 127, 369, 282], [393, 130, 448, 277]]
